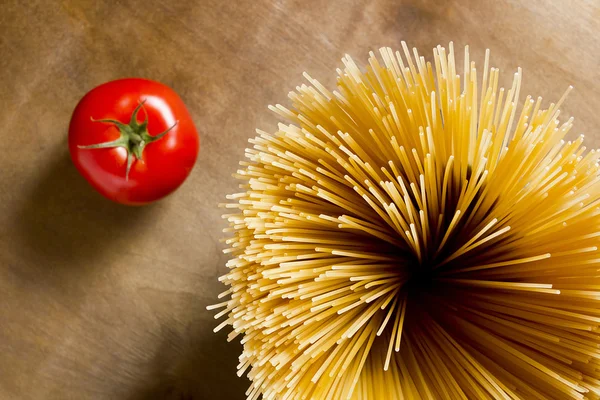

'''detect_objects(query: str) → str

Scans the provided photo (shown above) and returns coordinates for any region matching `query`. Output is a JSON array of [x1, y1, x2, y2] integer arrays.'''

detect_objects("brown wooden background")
[[1, 1, 599, 399]]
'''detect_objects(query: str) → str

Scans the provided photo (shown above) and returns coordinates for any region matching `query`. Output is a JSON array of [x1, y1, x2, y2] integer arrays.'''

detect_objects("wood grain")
[[1, 0, 599, 399]]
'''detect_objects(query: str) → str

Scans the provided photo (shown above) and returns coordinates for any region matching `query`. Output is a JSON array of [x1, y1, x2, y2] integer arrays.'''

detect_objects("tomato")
[[68, 78, 200, 205]]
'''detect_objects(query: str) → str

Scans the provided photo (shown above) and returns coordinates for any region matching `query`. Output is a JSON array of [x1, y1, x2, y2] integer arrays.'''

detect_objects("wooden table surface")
[[1, 1, 600, 399]]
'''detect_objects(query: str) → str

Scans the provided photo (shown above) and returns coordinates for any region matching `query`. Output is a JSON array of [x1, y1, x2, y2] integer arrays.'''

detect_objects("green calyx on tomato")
[[78, 100, 178, 180]]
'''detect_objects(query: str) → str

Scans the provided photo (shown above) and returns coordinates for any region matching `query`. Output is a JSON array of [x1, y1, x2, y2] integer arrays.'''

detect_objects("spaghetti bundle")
[[209, 43, 600, 399]]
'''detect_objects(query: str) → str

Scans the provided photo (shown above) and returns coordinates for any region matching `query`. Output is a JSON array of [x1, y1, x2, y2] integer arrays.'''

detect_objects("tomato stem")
[[78, 100, 178, 180]]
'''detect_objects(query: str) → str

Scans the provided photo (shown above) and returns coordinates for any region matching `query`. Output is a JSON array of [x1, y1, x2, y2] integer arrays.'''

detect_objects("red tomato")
[[68, 78, 200, 205]]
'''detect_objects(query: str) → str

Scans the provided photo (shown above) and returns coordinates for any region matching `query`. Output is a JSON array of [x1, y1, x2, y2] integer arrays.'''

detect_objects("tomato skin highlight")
[[68, 78, 200, 205]]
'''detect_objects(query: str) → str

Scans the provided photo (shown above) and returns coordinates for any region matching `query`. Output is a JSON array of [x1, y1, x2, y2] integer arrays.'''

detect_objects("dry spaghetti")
[[209, 43, 600, 399]]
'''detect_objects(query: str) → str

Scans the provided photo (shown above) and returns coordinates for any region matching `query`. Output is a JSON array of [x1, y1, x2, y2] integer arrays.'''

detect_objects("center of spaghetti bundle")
[[210, 43, 600, 400]]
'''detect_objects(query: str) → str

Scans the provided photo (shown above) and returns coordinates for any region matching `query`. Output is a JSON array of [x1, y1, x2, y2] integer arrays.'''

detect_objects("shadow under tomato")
[[12, 146, 156, 275]]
